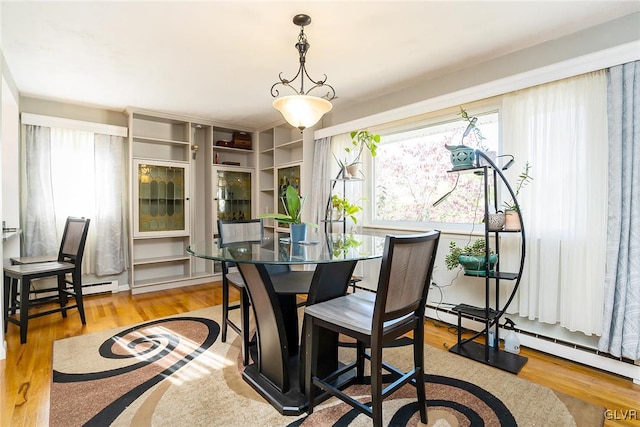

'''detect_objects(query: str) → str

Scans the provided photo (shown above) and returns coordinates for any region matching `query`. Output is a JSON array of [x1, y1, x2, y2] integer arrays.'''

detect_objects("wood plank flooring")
[[1, 282, 638, 426]]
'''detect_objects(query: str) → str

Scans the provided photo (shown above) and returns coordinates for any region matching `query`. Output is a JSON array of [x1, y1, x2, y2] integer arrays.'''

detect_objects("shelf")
[[449, 341, 528, 374], [133, 255, 191, 265], [447, 151, 527, 374], [276, 138, 303, 150], [133, 135, 189, 146], [133, 274, 192, 288], [463, 271, 519, 280], [331, 177, 364, 183], [451, 303, 499, 321], [213, 145, 254, 153]]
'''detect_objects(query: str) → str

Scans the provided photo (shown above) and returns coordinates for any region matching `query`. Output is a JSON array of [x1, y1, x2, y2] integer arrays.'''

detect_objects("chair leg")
[[3, 274, 10, 333], [19, 278, 30, 344], [370, 342, 383, 427], [240, 288, 250, 365], [10, 277, 18, 315], [414, 324, 428, 424], [305, 316, 320, 415], [221, 277, 229, 342], [356, 341, 365, 382], [72, 272, 86, 325], [57, 274, 68, 318]]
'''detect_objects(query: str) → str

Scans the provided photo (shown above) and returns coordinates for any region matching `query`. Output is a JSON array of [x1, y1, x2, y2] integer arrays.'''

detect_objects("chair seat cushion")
[[305, 291, 410, 336], [10, 255, 57, 265], [225, 272, 245, 288], [4, 262, 76, 279]]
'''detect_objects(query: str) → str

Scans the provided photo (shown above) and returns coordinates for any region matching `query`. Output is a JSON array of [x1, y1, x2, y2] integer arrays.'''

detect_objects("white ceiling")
[[2, 1, 639, 129]]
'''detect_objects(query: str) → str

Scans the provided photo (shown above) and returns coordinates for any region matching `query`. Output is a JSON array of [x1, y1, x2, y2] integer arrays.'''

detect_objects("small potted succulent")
[[445, 239, 498, 276]]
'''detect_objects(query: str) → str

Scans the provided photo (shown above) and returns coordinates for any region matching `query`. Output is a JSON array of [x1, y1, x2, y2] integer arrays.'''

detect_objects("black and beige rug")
[[50, 306, 604, 426]]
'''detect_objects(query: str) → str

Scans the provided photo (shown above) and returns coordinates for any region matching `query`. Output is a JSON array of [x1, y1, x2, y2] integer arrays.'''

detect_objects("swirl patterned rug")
[[50, 306, 603, 427]]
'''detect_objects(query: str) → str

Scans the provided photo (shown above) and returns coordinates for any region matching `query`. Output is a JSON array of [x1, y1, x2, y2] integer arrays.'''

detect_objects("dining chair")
[[218, 219, 262, 366], [304, 230, 440, 427], [3, 217, 91, 344], [217, 219, 313, 366], [8, 216, 83, 302]]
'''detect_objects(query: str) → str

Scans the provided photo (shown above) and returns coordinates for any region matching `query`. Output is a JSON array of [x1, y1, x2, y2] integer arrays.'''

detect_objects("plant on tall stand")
[[335, 130, 380, 178], [502, 162, 533, 231], [445, 107, 488, 170]]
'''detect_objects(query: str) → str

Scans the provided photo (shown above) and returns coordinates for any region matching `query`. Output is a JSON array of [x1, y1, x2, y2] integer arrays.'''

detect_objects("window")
[[23, 123, 127, 277], [371, 111, 499, 227]]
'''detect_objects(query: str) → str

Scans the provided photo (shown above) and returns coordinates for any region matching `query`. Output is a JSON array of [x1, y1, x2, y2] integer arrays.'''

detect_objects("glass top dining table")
[[187, 232, 386, 265], [187, 232, 386, 416]]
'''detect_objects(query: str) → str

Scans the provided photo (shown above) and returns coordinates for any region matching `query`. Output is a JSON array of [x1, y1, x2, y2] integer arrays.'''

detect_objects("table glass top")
[[187, 232, 386, 264]]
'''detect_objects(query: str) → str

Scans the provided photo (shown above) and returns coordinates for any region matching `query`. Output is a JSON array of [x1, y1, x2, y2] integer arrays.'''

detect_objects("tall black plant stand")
[[448, 150, 528, 374]]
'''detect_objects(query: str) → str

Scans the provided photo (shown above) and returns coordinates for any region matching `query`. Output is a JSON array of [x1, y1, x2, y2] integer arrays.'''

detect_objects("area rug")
[[50, 306, 604, 426]]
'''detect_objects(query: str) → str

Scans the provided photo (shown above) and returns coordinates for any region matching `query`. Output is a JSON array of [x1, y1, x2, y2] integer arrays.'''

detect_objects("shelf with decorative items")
[[441, 108, 529, 373], [128, 110, 194, 293], [257, 122, 305, 233], [446, 151, 528, 374], [324, 177, 364, 234], [129, 109, 255, 293]]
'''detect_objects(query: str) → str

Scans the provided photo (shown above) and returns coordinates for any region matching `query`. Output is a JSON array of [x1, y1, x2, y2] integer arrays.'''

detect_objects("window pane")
[[373, 112, 499, 225]]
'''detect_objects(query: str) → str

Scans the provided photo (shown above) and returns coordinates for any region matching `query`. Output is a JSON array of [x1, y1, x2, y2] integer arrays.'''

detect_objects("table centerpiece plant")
[[259, 185, 317, 242]]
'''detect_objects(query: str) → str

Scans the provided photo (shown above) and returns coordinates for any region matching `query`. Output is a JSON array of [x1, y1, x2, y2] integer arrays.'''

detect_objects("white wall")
[[322, 12, 640, 129], [0, 0, 22, 357]]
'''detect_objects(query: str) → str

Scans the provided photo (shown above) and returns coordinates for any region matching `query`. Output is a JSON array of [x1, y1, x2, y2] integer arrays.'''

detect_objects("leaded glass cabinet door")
[[134, 159, 190, 237], [213, 167, 253, 222]]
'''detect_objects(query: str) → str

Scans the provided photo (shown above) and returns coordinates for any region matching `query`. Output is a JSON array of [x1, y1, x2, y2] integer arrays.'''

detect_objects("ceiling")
[[2, 1, 639, 130]]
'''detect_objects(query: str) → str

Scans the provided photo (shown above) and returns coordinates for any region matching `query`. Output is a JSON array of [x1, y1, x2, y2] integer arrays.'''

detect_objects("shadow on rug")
[[50, 306, 604, 426]]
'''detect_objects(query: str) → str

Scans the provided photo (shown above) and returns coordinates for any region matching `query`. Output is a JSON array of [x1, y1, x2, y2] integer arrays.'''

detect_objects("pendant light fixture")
[[271, 14, 336, 131]]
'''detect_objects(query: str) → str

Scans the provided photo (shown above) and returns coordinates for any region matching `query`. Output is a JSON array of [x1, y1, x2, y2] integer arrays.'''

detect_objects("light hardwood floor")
[[1, 282, 639, 427]]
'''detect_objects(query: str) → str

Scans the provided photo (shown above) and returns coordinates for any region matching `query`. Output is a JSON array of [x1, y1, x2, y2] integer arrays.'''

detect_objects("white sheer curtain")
[[23, 125, 57, 255], [309, 137, 332, 230], [22, 125, 127, 276], [501, 71, 608, 335]]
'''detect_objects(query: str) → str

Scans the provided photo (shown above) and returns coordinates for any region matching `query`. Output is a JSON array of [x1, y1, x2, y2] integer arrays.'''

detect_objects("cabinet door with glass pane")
[[275, 164, 301, 230], [213, 167, 253, 225], [134, 159, 190, 237]]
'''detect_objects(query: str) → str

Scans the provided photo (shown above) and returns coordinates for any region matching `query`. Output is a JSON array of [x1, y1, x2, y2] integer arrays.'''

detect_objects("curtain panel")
[[599, 60, 640, 361], [309, 137, 332, 230], [501, 71, 608, 336], [22, 125, 127, 276]]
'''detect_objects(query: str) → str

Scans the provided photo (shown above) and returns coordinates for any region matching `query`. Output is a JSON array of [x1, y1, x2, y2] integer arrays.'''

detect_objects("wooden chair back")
[[373, 231, 440, 331]]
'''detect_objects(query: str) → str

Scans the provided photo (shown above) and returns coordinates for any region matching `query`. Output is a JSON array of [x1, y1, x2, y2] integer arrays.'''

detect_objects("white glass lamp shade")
[[272, 95, 333, 131]]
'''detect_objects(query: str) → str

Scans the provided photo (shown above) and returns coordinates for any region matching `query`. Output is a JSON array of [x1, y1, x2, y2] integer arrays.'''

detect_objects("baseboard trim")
[[425, 305, 640, 383]]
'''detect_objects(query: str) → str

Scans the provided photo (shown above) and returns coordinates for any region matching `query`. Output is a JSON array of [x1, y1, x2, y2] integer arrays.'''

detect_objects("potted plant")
[[335, 130, 380, 178], [259, 185, 316, 242], [445, 107, 489, 170], [502, 162, 533, 231], [330, 233, 363, 257], [445, 239, 498, 276], [330, 194, 364, 224]]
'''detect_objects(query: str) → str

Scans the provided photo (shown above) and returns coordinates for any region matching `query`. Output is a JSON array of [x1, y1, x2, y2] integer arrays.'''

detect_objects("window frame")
[[359, 101, 503, 233]]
